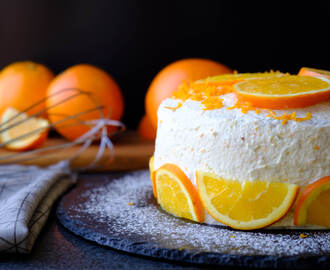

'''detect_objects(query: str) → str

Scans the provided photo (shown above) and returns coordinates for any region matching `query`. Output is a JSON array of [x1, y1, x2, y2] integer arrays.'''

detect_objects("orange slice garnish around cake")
[[155, 163, 204, 222], [294, 176, 330, 228], [234, 75, 330, 109], [196, 171, 299, 230], [149, 156, 157, 198], [298, 67, 330, 80], [0, 107, 49, 151]]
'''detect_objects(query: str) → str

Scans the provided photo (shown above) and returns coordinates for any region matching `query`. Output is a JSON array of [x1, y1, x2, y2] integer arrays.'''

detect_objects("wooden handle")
[[0, 131, 155, 171]]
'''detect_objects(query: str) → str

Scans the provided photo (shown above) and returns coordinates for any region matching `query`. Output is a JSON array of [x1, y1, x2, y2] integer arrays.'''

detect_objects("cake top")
[[165, 72, 330, 125]]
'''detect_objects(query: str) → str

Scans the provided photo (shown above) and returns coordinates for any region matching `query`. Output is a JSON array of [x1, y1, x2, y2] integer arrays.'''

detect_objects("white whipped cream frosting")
[[153, 94, 330, 227]]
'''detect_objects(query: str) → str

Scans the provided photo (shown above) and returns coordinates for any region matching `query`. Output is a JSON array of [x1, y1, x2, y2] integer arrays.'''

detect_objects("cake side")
[[154, 95, 330, 187]]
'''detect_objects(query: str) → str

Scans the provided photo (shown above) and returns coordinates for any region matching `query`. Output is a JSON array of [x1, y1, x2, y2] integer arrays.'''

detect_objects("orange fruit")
[[0, 107, 48, 151], [145, 58, 232, 129], [149, 156, 157, 198], [234, 75, 330, 109], [155, 163, 204, 222], [46, 64, 124, 141], [196, 171, 299, 230], [298, 67, 330, 79], [0, 61, 54, 117], [138, 115, 156, 140], [294, 176, 330, 228]]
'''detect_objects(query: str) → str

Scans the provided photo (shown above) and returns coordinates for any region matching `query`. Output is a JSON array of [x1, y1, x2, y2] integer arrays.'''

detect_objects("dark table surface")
[[0, 174, 238, 270]]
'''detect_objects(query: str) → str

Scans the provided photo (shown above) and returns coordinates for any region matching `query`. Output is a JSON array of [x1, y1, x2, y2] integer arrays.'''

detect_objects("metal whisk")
[[0, 88, 125, 171]]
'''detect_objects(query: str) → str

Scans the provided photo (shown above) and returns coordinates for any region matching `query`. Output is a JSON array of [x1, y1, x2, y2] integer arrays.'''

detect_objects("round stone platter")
[[57, 170, 330, 269]]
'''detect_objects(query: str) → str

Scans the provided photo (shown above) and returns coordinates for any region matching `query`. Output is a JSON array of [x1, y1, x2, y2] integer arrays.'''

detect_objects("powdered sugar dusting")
[[69, 170, 330, 257]]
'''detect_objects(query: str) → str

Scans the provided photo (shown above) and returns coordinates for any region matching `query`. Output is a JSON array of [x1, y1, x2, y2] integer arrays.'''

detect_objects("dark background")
[[0, 0, 328, 128]]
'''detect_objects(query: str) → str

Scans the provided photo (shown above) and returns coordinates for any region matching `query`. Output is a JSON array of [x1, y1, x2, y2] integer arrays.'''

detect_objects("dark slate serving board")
[[57, 170, 330, 269]]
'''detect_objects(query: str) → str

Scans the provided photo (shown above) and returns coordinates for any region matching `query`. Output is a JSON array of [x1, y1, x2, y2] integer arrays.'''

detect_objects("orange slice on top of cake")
[[149, 70, 330, 230], [234, 75, 330, 109]]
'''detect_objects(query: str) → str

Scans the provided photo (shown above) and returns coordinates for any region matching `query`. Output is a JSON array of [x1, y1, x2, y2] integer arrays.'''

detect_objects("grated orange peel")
[[155, 163, 204, 222], [196, 171, 299, 230]]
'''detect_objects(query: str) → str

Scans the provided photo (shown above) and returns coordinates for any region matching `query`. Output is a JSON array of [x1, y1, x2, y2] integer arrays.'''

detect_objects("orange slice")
[[234, 75, 330, 109], [149, 156, 157, 198], [197, 171, 299, 230], [294, 176, 330, 228], [201, 71, 284, 83], [298, 67, 330, 80], [0, 107, 49, 151], [155, 163, 204, 222]]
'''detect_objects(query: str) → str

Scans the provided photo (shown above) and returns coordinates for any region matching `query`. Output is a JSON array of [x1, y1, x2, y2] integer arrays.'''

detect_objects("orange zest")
[[165, 102, 182, 111], [234, 75, 330, 109], [294, 176, 330, 228], [227, 100, 261, 115], [196, 171, 299, 230], [266, 110, 312, 125], [0, 107, 49, 151], [155, 163, 204, 222]]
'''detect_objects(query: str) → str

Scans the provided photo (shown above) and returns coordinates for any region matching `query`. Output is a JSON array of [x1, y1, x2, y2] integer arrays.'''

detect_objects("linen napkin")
[[0, 161, 75, 253]]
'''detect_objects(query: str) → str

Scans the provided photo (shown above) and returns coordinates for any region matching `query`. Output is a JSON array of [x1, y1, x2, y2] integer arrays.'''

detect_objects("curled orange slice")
[[298, 67, 330, 80]]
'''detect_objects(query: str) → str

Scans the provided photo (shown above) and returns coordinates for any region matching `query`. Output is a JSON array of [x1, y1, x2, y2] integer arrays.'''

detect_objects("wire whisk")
[[0, 88, 125, 172]]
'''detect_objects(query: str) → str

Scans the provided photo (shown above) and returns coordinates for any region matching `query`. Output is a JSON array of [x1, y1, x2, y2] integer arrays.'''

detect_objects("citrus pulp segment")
[[0, 107, 49, 151], [155, 164, 204, 222], [196, 171, 299, 230]]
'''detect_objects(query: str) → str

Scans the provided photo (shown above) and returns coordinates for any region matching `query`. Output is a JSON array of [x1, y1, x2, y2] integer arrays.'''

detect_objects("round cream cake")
[[153, 91, 330, 227]]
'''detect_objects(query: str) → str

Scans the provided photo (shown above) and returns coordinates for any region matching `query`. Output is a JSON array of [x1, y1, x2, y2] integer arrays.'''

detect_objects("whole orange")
[[46, 64, 124, 141], [0, 61, 54, 117], [145, 58, 232, 129], [138, 115, 156, 140]]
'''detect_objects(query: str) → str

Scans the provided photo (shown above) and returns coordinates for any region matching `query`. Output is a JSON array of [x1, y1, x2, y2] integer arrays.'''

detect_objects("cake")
[[150, 71, 330, 230]]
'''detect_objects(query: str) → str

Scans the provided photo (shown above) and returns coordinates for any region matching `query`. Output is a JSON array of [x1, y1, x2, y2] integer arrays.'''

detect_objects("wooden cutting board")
[[0, 131, 155, 171]]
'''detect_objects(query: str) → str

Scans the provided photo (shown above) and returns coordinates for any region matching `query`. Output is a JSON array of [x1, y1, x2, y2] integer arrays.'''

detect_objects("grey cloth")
[[0, 161, 75, 253]]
